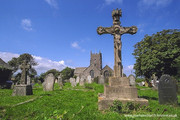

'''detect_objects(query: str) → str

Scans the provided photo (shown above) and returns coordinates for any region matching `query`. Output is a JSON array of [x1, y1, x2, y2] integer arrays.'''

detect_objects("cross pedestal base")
[[98, 77, 148, 110], [12, 85, 33, 96]]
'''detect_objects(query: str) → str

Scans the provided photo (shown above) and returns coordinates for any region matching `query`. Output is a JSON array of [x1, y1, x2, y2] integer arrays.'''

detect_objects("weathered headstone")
[[128, 74, 136, 86], [12, 60, 33, 96], [87, 75, 92, 84], [27, 75, 31, 85], [98, 75, 105, 84], [79, 76, 85, 86], [57, 74, 63, 89], [43, 73, 55, 91], [97, 9, 148, 110], [76, 76, 80, 83], [152, 74, 158, 90], [70, 78, 77, 87], [158, 74, 178, 105]]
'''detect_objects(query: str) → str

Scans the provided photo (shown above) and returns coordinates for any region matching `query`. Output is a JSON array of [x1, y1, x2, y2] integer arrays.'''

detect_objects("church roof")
[[74, 67, 87, 74], [0, 58, 12, 70]]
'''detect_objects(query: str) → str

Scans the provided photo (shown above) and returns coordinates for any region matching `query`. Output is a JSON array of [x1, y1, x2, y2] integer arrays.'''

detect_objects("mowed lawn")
[[0, 83, 180, 120]]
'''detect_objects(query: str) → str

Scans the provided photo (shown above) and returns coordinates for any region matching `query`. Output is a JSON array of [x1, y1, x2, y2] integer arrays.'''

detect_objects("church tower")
[[90, 51, 102, 70]]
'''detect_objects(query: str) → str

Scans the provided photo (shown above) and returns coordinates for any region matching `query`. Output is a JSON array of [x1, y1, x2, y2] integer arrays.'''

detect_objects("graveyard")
[[0, 82, 179, 119], [1, 1, 180, 120]]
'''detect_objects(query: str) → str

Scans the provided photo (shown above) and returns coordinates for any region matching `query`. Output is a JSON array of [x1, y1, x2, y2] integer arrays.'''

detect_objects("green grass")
[[0, 83, 179, 120]]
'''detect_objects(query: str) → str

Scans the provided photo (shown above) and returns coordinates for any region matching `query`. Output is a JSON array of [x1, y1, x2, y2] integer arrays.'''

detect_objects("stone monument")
[[128, 74, 136, 86], [158, 74, 178, 105], [97, 9, 148, 110], [57, 74, 63, 89], [70, 78, 77, 87], [12, 60, 33, 96], [43, 73, 55, 91]]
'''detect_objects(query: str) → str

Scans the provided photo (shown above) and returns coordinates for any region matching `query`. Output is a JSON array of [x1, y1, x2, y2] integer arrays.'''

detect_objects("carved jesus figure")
[[97, 9, 137, 77]]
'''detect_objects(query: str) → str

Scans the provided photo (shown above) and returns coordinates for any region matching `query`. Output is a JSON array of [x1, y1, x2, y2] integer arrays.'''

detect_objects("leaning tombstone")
[[128, 74, 136, 86], [12, 60, 33, 96], [158, 74, 178, 105], [43, 73, 55, 91]]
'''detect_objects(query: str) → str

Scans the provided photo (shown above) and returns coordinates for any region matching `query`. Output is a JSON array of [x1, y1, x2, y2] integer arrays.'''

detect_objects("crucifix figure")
[[20, 60, 31, 84], [97, 9, 137, 77]]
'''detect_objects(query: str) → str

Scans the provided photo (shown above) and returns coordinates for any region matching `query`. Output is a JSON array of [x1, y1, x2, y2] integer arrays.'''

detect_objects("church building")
[[74, 52, 113, 79]]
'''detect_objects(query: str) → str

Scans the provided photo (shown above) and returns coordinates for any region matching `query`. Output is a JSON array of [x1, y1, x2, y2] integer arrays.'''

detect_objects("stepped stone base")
[[98, 93, 148, 110], [12, 85, 33, 96], [98, 76, 148, 110]]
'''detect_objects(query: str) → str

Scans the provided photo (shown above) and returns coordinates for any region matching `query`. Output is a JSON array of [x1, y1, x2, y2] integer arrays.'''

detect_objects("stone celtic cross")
[[97, 9, 137, 77], [20, 60, 31, 84]]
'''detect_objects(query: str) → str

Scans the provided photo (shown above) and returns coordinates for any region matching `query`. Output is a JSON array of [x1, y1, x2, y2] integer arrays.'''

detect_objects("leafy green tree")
[[60, 67, 74, 80], [133, 29, 180, 79], [8, 53, 38, 81], [38, 69, 60, 82]]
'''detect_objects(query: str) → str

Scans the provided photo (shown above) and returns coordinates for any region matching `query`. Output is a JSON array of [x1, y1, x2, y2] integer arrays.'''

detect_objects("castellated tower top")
[[90, 51, 102, 70]]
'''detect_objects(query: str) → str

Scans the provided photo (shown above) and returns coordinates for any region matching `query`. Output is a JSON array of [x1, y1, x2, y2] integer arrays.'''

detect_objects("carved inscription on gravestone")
[[158, 74, 178, 105]]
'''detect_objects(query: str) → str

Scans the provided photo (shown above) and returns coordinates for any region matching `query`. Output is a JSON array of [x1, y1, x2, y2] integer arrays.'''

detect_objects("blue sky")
[[0, 0, 180, 76]]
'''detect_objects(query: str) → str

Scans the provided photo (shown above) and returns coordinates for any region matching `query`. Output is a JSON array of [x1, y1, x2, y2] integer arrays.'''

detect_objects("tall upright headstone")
[[27, 75, 31, 85], [97, 9, 148, 110], [57, 74, 63, 89], [12, 60, 33, 96], [158, 74, 178, 105], [43, 73, 55, 91]]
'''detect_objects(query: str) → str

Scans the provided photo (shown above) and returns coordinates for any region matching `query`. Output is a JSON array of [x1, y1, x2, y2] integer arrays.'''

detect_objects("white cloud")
[[71, 42, 85, 52], [45, 0, 58, 9], [21, 19, 32, 31], [123, 65, 135, 77], [139, 0, 172, 8], [71, 42, 80, 49], [0, 52, 72, 75], [0, 52, 19, 62], [105, 0, 123, 5], [33, 56, 66, 74]]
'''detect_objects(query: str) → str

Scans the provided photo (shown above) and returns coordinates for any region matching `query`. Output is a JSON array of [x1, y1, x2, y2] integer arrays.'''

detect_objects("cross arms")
[[120, 26, 137, 35], [97, 26, 114, 35]]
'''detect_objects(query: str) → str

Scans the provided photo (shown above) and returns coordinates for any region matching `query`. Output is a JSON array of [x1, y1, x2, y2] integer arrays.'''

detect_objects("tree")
[[8, 53, 38, 81], [38, 69, 60, 82], [60, 67, 74, 80], [133, 29, 180, 79]]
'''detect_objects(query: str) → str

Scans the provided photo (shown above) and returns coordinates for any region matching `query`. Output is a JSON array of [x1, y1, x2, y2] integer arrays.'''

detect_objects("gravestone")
[[152, 74, 158, 90], [27, 75, 31, 85], [87, 75, 92, 84], [70, 78, 77, 87], [57, 74, 63, 89], [12, 60, 33, 96], [98, 75, 105, 84], [158, 74, 178, 105], [43, 73, 55, 91], [76, 76, 80, 83], [97, 9, 148, 110], [79, 76, 85, 86], [128, 74, 136, 86]]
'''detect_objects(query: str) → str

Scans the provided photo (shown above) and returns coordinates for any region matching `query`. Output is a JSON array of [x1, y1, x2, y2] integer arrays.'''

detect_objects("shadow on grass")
[[40, 93, 52, 96], [139, 96, 158, 100]]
